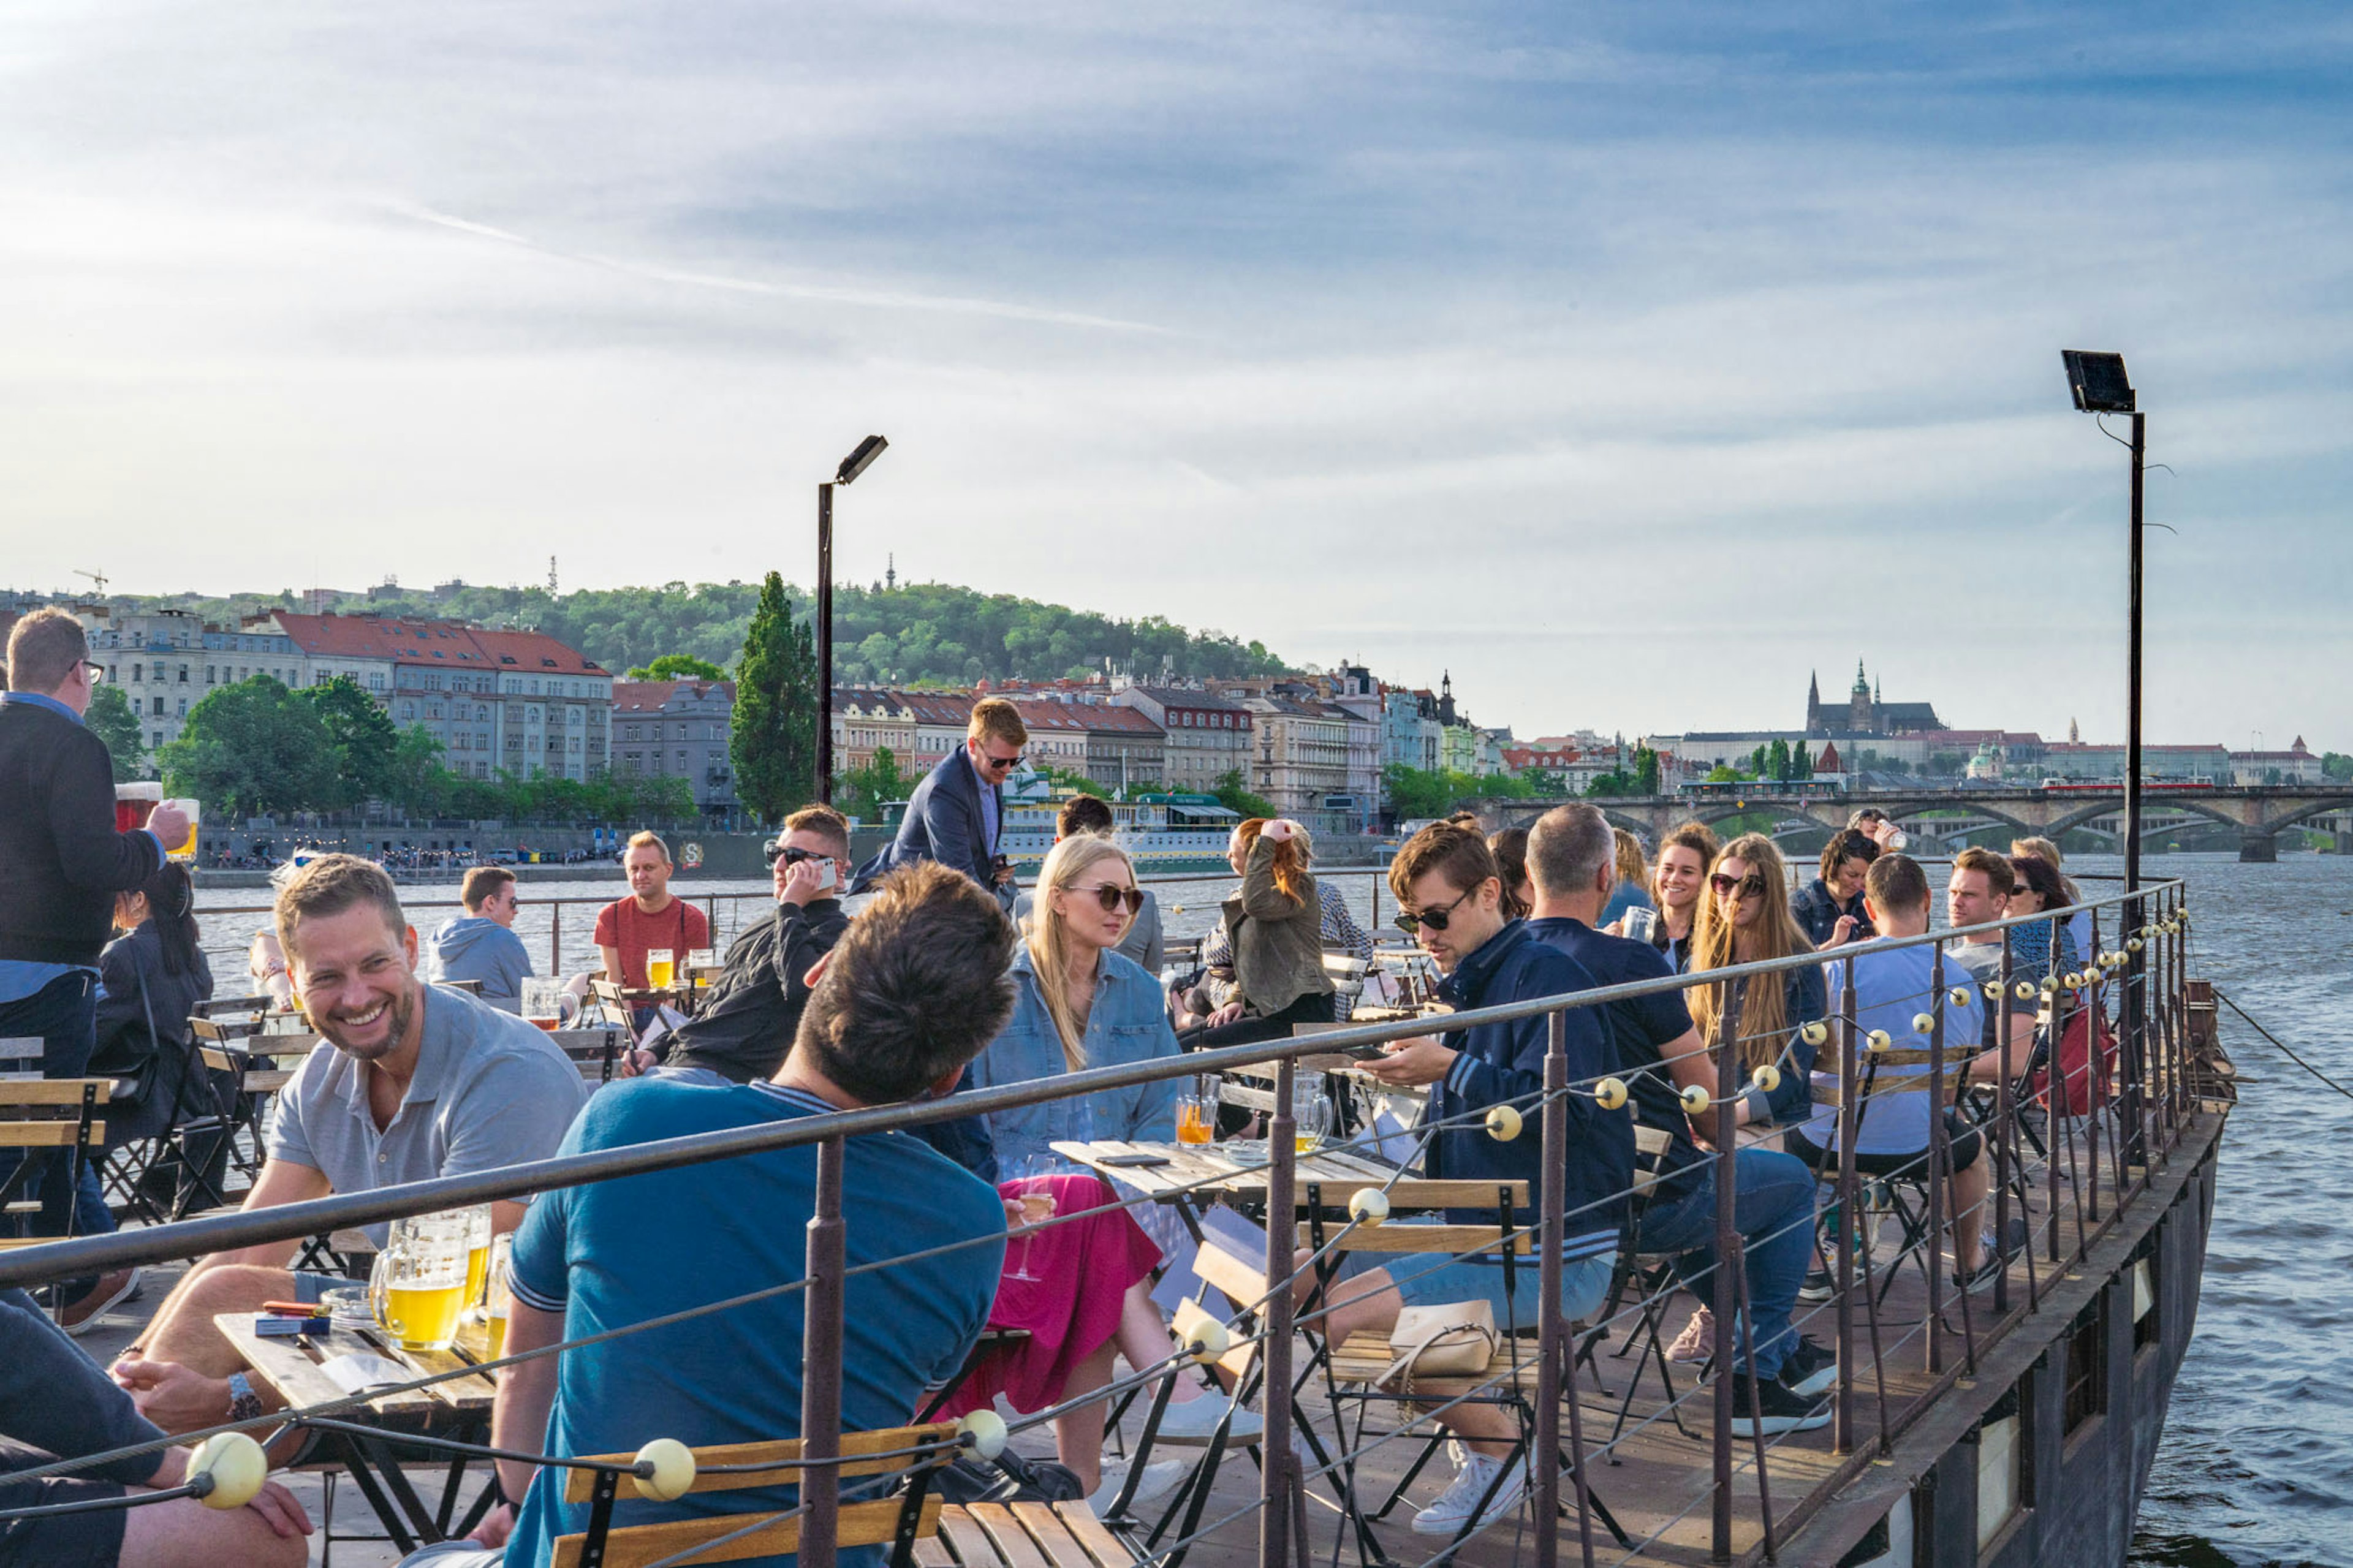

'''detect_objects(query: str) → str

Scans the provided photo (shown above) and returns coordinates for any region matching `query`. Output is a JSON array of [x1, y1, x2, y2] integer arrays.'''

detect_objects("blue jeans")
[[1635, 1147, 1816, 1378], [0, 973, 115, 1247]]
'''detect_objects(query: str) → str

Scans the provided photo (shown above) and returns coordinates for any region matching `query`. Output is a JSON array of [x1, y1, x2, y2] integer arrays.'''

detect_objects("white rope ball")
[[632, 1438, 697, 1501], [1679, 1084, 1711, 1116], [1949, 987, 1972, 1007], [957, 1409, 1010, 1460], [2127, 937, 2144, 954], [1911, 1013, 1937, 1034], [1800, 1021, 1829, 1047], [1866, 1029, 1892, 1052], [1751, 1064, 1781, 1094], [2013, 981, 2037, 1001], [1485, 1104, 1523, 1142], [189, 1431, 267, 1512], [1348, 1188, 1391, 1226], [1594, 1077, 1629, 1112], [2039, 975, 2060, 995]]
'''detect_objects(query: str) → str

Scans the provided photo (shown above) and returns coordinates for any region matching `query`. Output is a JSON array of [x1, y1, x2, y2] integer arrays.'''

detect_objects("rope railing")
[[1, 878, 2203, 1568]]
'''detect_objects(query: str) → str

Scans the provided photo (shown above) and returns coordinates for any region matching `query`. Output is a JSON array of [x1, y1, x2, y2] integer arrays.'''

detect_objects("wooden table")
[[217, 1311, 501, 1555]]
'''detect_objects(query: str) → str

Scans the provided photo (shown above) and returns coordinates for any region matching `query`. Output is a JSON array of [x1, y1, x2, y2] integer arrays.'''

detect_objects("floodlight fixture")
[[836, 435, 889, 486], [2060, 350, 2135, 414]]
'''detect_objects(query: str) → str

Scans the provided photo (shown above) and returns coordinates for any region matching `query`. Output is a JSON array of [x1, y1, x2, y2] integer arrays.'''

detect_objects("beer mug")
[[115, 781, 160, 835], [369, 1211, 473, 1352], [520, 977, 567, 1031], [687, 948, 717, 987], [645, 948, 676, 990], [460, 1203, 494, 1309], [483, 1235, 514, 1363], [161, 798, 200, 861]]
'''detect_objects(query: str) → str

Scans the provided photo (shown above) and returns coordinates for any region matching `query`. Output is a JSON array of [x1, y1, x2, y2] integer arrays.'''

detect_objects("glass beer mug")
[[645, 947, 676, 990], [370, 1211, 475, 1352]]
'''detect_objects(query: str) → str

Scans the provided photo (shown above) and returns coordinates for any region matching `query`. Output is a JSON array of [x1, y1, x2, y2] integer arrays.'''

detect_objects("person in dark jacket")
[[1320, 822, 1629, 1536], [0, 1286, 312, 1565], [1789, 829, 1877, 950], [662, 805, 855, 1083], [0, 610, 190, 1325], [849, 697, 1026, 907]]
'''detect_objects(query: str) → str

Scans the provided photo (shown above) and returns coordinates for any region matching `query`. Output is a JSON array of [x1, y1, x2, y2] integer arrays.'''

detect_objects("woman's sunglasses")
[[1392, 885, 1475, 933], [1071, 884, 1145, 914], [1709, 872, 1766, 899]]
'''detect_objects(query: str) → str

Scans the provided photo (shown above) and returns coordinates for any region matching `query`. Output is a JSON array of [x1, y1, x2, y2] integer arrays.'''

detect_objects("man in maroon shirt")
[[593, 831, 709, 994]]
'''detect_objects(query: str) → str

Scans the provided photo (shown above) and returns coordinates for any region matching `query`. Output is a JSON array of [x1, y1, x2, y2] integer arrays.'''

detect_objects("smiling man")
[[111, 855, 586, 1437]]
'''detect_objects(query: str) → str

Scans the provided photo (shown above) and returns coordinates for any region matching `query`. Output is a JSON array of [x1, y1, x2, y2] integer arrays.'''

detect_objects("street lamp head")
[[835, 434, 889, 486], [2060, 350, 2135, 414]]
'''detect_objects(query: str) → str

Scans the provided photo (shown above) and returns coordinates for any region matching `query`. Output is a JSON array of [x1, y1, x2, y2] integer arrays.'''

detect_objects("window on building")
[[132, 662, 143, 683], [178, 664, 189, 683], [2063, 1298, 2107, 1438], [151, 730, 163, 748], [176, 699, 188, 718], [205, 666, 216, 684]]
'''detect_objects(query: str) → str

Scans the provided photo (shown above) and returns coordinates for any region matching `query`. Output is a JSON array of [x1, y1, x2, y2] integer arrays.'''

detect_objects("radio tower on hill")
[[548, 556, 559, 596]]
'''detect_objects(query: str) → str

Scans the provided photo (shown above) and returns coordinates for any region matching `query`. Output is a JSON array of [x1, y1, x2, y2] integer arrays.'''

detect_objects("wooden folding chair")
[[0, 1070, 110, 1300], [550, 1422, 955, 1568], [548, 1025, 628, 1085], [1594, 1124, 1703, 1447], [921, 1498, 1141, 1568]]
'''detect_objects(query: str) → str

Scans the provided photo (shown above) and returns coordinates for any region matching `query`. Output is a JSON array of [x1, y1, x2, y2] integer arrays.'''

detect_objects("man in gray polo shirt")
[[110, 855, 586, 1437]]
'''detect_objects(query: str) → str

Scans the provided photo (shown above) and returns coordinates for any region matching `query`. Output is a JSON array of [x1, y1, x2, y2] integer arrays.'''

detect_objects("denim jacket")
[[969, 944, 1183, 1175]]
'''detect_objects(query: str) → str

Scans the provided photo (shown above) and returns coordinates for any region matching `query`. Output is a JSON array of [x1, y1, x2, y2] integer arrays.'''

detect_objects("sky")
[[4, 2, 2350, 749]]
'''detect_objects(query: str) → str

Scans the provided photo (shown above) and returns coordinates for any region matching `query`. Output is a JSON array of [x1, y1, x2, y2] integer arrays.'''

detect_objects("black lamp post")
[[2060, 349, 2144, 1163], [817, 435, 888, 806]]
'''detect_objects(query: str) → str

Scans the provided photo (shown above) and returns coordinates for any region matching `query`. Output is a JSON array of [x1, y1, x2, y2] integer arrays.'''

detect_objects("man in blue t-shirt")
[[1520, 806, 1831, 1438], [419, 862, 1020, 1568]]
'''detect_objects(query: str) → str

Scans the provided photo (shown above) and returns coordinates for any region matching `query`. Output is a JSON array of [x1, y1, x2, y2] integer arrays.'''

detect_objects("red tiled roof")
[[612, 679, 734, 713], [269, 613, 608, 676]]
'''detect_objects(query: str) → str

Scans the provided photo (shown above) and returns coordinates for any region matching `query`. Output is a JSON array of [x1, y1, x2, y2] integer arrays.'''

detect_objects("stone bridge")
[[1474, 786, 2353, 862]]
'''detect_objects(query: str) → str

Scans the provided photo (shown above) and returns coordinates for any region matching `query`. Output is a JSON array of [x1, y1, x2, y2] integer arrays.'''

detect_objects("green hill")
[[109, 579, 1294, 688]]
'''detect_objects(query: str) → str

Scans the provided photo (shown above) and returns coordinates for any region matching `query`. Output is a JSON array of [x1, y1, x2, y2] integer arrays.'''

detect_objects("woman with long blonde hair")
[[1686, 833, 1825, 1125], [1599, 827, 1654, 930], [961, 833, 1259, 1504], [1191, 817, 1335, 1047]]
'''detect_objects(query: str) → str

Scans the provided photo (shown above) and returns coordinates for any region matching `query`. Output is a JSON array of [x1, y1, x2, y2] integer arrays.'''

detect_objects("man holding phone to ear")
[[657, 805, 852, 1083]]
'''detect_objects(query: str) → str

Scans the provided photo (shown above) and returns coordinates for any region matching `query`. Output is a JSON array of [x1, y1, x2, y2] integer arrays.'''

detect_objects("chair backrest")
[[0, 1038, 42, 1081], [550, 1422, 955, 1568], [0, 1078, 111, 1149]]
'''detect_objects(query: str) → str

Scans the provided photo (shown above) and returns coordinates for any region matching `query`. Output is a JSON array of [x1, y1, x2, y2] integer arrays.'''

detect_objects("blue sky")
[[4, 3, 2349, 747]]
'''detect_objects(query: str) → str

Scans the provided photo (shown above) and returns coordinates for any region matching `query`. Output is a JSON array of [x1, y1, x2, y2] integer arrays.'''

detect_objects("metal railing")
[[4, 878, 2211, 1568]]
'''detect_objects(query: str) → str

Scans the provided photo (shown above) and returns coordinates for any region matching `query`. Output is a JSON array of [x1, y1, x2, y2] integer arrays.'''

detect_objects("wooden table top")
[[1049, 1138, 1522, 1211], [216, 1311, 498, 1428]]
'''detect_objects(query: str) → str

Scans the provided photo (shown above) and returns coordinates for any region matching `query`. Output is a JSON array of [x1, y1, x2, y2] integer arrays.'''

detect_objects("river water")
[[191, 852, 2341, 1566]]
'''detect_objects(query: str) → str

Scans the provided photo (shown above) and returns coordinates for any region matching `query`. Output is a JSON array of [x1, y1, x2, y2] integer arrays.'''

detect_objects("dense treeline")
[[124, 578, 1292, 687]]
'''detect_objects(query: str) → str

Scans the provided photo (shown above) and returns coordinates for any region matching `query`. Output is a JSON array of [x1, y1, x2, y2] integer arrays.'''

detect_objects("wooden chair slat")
[[936, 1506, 1006, 1567], [966, 1502, 1054, 1568], [0, 1080, 112, 1107], [1007, 1501, 1115, 1568], [912, 1535, 961, 1568], [1172, 1298, 1256, 1382], [1298, 1221, 1528, 1256], [0, 1121, 105, 1148], [550, 1494, 939, 1568], [1046, 1502, 1135, 1568], [563, 1423, 957, 1503]]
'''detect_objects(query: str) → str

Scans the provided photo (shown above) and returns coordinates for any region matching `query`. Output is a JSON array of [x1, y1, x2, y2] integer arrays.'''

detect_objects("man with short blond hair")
[[594, 831, 709, 997], [110, 855, 585, 1437], [1945, 848, 2036, 1078], [850, 697, 1028, 905], [425, 865, 532, 1007]]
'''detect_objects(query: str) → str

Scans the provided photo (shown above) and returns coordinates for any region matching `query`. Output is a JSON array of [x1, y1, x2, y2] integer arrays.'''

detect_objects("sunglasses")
[[1069, 883, 1145, 914], [1710, 872, 1766, 898], [1393, 885, 1476, 933], [979, 749, 1024, 773]]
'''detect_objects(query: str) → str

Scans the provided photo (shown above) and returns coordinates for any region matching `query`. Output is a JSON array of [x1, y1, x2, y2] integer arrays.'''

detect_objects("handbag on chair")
[[1374, 1301, 1499, 1393]]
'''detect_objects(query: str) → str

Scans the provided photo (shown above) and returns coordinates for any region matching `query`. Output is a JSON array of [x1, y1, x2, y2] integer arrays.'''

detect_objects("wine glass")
[[1005, 1155, 1058, 1282]]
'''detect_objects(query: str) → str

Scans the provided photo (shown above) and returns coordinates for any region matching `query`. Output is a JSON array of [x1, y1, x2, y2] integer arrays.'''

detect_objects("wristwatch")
[[227, 1371, 265, 1424]]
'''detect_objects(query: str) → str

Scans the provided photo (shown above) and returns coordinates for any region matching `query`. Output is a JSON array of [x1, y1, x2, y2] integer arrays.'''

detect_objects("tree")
[[731, 572, 820, 824], [385, 726, 453, 819], [85, 684, 147, 778], [295, 676, 401, 810], [1211, 768, 1280, 821], [624, 654, 727, 682], [1632, 744, 1662, 795], [1790, 743, 1813, 781], [1042, 765, 1110, 800], [1767, 738, 1792, 782], [159, 676, 337, 820], [1705, 764, 1743, 784], [838, 744, 915, 824], [2323, 752, 2353, 781], [1750, 744, 1770, 778]]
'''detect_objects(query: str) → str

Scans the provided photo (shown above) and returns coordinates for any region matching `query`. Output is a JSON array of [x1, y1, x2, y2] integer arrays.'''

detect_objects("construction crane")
[[74, 569, 108, 596]]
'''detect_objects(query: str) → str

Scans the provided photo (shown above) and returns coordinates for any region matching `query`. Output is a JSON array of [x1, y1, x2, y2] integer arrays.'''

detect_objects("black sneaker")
[[1727, 1373, 1831, 1437], [1775, 1338, 1838, 1400], [1797, 1267, 1835, 1303]]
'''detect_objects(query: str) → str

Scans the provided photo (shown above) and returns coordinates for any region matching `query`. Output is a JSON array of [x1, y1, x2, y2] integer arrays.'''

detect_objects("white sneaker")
[[1154, 1393, 1265, 1446], [1089, 1458, 1188, 1519], [1409, 1452, 1528, 1536]]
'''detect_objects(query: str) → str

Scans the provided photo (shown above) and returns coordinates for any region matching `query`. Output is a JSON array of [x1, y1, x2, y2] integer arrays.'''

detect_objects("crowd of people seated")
[[0, 645, 2115, 1566]]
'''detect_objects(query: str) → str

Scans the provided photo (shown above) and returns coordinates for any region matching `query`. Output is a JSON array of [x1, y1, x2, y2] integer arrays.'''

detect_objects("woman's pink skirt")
[[936, 1173, 1163, 1416]]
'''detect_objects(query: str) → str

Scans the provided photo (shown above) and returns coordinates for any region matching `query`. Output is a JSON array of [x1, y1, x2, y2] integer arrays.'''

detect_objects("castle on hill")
[[1805, 660, 1944, 739]]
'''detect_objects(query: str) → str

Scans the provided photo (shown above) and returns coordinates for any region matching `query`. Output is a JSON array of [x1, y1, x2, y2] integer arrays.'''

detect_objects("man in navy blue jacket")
[[849, 697, 1025, 907], [1314, 820, 1629, 1537]]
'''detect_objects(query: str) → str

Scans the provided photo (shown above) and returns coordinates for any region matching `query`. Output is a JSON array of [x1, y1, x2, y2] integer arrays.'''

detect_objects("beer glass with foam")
[[369, 1211, 473, 1352], [114, 781, 161, 835], [645, 947, 676, 990]]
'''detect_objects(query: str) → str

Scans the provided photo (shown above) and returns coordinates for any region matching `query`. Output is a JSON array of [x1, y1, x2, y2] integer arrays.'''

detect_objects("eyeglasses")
[[80, 661, 105, 684], [1070, 884, 1145, 914], [1709, 872, 1766, 899], [1393, 885, 1476, 933]]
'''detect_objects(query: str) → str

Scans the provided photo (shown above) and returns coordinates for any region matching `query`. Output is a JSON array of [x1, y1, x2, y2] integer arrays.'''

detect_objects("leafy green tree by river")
[[85, 683, 147, 778], [160, 676, 338, 819], [731, 572, 820, 824]]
